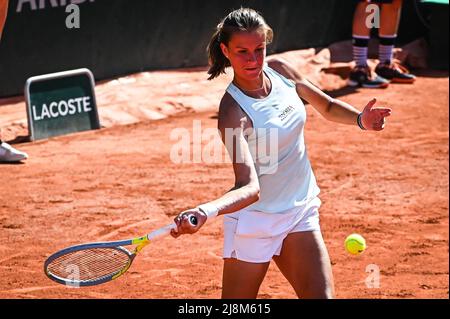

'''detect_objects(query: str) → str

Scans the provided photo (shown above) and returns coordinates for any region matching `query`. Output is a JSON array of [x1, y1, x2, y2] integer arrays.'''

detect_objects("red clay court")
[[0, 49, 448, 297]]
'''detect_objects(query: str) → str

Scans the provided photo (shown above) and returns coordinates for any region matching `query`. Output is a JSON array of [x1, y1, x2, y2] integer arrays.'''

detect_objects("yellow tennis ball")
[[345, 233, 366, 255]]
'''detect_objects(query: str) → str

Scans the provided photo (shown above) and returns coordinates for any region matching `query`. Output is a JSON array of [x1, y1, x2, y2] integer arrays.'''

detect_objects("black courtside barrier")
[[0, 0, 429, 97]]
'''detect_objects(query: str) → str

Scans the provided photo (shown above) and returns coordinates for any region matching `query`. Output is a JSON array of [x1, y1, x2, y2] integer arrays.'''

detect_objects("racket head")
[[44, 240, 136, 287]]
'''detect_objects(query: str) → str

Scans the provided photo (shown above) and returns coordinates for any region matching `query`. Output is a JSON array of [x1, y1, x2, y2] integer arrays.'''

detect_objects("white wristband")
[[197, 203, 219, 219]]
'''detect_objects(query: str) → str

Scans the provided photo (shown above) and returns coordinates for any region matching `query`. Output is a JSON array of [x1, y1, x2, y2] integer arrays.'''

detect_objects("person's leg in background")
[[353, 0, 371, 69], [0, 0, 29, 163], [349, 0, 390, 88], [0, 0, 8, 40], [375, 0, 416, 83]]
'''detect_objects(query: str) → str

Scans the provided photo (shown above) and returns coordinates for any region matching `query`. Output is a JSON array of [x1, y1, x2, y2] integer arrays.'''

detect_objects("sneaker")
[[0, 142, 28, 162], [348, 65, 390, 89], [375, 61, 416, 84]]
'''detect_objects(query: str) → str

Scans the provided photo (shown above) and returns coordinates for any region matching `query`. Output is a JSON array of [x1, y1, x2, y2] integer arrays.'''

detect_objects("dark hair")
[[206, 8, 273, 80]]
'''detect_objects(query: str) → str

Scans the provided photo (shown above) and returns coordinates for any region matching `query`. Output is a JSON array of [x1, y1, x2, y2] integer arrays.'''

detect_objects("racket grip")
[[147, 222, 177, 240], [147, 214, 198, 240]]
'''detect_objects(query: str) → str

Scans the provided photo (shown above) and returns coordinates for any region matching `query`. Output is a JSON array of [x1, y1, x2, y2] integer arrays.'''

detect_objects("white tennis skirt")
[[223, 197, 322, 263]]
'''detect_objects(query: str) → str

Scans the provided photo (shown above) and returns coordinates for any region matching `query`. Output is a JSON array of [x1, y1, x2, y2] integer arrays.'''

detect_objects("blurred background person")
[[349, 0, 416, 88], [0, 0, 28, 162]]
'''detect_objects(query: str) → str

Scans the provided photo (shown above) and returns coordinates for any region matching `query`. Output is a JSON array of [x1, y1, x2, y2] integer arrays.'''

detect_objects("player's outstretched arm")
[[268, 57, 392, 131]]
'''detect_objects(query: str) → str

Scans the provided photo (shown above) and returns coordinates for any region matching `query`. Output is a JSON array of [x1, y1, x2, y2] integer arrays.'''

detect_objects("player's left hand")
[[360, 98, 392, 131], [170, 208, 207, 238]]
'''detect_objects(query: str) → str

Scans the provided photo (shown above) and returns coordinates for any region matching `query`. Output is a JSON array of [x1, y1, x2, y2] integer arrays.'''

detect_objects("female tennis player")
[[171, 8, 391, 299]]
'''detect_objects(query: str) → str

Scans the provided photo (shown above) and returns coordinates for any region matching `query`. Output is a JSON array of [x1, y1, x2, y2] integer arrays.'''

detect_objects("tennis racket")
[[44, 215, 197, 287]]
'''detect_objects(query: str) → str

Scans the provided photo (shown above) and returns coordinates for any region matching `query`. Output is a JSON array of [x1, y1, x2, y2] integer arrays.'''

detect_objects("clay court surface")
[[0, 57, 448, 298]]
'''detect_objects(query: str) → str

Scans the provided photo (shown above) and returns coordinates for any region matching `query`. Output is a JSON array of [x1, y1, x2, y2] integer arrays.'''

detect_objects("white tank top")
[[226, 65, 320, 213]]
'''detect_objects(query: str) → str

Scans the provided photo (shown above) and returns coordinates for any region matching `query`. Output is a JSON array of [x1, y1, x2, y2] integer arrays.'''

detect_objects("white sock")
[[379, 34, 397, 64], [353, 35, 370, 67]]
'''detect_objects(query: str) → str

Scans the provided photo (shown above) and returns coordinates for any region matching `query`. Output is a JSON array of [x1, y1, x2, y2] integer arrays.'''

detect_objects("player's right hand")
[[360, 98, 392, 131], [170, 208, 207, 238]]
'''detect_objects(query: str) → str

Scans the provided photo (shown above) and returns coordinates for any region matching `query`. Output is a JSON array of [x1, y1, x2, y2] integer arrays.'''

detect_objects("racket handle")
[[146, 214, 197, 240], [147, 222, 177, 240]]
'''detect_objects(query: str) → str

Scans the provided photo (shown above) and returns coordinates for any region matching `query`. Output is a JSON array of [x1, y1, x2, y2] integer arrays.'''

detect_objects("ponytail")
[[206, 25, 231, 80]]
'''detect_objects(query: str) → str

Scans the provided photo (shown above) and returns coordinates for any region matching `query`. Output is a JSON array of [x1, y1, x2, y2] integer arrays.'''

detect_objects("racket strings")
[[46, 247, 131, 282]]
